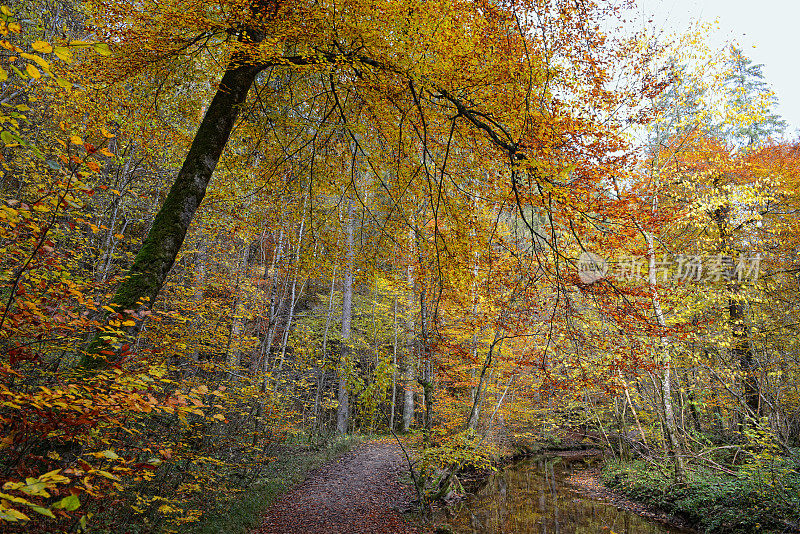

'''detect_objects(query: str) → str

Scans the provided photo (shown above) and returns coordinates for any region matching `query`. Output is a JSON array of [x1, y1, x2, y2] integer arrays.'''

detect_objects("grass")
[[601, 458, 800, 533], [187, 433, 364, 534]]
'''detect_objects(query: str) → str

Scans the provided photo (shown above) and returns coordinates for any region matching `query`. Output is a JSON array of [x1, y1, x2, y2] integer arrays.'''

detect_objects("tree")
[[79, 0, 655, 368]]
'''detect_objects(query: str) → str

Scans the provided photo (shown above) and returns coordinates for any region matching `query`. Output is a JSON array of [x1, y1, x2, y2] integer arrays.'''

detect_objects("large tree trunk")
[[82, 60, 263, 369], [712, 204, 759, 420]]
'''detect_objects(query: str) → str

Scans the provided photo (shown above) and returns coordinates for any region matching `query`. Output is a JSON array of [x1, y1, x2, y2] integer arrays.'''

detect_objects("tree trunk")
[[336, 197, 354, 435], [646, 232, 686, 484], [226, 239, 250, 373], [277, 207, 307, 373], [730, 298, 759, 417], [402, 261, 415, 432], [390, 295, 398, 431], [190, 237, 208, 365], [260, 228, 285, 376], [312, 270, 337, 436], [82, 60, 263, 368]]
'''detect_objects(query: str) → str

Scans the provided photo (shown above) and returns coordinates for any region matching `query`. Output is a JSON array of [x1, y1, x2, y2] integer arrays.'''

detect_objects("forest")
[[0, 0, 799, 532]]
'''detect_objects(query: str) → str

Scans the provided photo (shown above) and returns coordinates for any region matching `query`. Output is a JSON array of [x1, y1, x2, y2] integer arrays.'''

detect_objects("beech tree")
[[78, 0, 654, 367]]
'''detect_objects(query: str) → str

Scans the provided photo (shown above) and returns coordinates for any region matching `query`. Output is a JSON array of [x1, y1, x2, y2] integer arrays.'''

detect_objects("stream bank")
[[434, 453, 692, 534]]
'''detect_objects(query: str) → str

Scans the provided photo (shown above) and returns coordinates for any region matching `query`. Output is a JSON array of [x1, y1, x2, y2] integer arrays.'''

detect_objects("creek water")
[[438, 456, 686, 534]]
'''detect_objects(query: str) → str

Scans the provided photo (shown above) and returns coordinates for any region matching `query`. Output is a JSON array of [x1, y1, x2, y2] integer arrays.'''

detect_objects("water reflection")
[[442, 457, 684, 534]]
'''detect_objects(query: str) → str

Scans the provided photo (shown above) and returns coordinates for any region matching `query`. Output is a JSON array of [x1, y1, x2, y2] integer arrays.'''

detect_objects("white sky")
[[630, 0, 800, 137]]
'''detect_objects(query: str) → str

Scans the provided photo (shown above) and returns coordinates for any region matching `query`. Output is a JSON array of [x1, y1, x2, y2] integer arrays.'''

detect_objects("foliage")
[[603, 458, 800, 533], [0, 0, 799, 531]]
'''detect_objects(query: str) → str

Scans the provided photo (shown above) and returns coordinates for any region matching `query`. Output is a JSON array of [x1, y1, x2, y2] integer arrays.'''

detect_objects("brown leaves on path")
[[253, 440, 423, 534]]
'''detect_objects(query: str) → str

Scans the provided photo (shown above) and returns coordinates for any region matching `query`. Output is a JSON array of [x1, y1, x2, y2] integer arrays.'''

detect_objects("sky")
[[630, 0, 800, 137]]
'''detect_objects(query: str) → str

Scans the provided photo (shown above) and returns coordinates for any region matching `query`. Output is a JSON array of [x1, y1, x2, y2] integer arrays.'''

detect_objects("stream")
[[438, 456, 687, 534]]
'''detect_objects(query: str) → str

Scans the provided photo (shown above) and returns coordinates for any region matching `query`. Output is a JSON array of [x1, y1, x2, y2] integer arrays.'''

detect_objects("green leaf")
[[101, 450, 120, 460], [52, 494, 80, 511], [1, 130, 18, 146], [19, 481, 49, 497], [93, 43, 111, 56], [31, 506, 55, 518], [0, 506, 29, 521], [0, 491, 34, 506]]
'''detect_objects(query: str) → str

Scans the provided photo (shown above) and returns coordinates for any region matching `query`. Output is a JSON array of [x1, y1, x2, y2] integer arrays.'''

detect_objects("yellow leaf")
[[0, 66, 6, 82], [1, 506, 30, 521], [32, 41, 52, 53], [52, 46, 72, 63], [101, 127, 115, 138], [21, 52, 49, 71], [93, 43, 111, 56], [24, 63, 39, 79], [96, 470, 120, 481], [70, 135, 83, 145]]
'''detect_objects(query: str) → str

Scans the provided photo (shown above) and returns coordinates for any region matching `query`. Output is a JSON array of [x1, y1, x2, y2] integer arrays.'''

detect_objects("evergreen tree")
[[722, 46, 786, 146]]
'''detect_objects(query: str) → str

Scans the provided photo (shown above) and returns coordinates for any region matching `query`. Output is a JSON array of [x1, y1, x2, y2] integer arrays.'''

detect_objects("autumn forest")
[[1, 0, 799, 532]]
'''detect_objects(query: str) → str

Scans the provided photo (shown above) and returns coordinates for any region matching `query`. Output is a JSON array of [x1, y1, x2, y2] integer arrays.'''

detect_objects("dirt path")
[[253, 440, 423, 534]]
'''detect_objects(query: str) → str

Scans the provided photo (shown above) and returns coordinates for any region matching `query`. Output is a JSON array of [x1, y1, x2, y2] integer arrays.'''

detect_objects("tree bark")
[[390, 295, 398, 431], [646, 232, 687, 484], [226, 238, 250, 374], [312, 270, 337, 437], [730, 298, 759, 417], [336, 197, 354, 434], [402, 260, 415, 432], [82, 60, 263, 368]]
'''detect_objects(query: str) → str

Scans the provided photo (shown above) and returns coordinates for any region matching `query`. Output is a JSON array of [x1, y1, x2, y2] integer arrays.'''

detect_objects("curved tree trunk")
[[82, 61, 263, 369]]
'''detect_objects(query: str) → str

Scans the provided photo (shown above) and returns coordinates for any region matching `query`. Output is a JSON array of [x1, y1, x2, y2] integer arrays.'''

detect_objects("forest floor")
[[252, 438, 424, 534]]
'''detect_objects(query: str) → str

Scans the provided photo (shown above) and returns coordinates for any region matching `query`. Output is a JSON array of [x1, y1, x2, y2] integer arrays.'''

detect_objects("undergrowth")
[[602, 458, 800, 533]]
